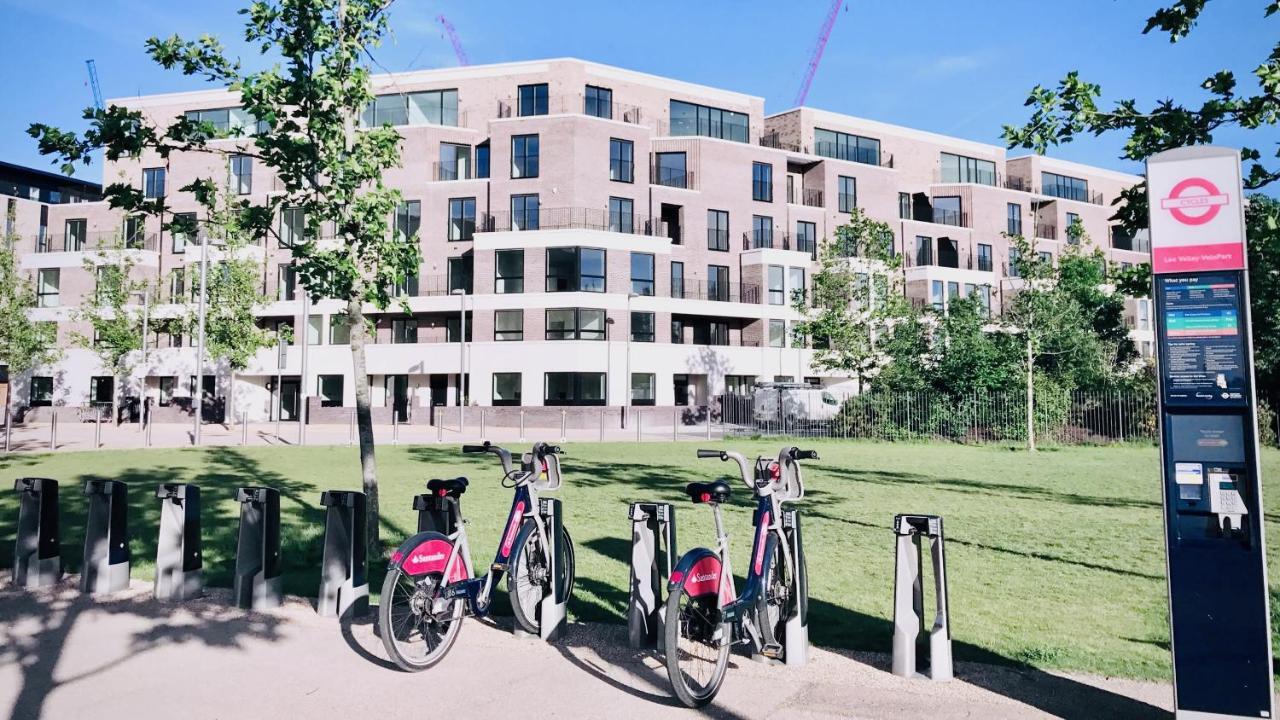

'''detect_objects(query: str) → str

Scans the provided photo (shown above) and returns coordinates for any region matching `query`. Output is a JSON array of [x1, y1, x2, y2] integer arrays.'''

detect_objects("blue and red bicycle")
[[663, 445, 817, 707], [379, 441, 575, 671]]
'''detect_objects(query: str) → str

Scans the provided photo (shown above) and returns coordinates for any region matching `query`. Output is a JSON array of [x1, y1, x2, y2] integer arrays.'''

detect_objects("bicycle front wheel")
[[663, 572, 730, 708], [507, 524, 575, 635], [757, 537, 792, 651], [379, 564, 464, 671]]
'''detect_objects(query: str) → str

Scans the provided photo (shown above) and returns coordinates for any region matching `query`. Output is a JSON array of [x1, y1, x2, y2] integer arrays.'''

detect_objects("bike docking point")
[[891, 514, 952, 681], [12, 477, 61, 589], [233, 486, 282, 610], [535, 496, 568, 641], [781, 508, 809, 667], [317, 490, 368, 619], [627, 501, 678, 651], [154, 483, 203, 601], [81, 479, 131, 595]]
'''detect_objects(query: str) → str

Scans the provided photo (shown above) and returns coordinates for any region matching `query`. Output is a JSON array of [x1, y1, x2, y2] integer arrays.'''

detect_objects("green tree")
[[29, 0, 418, 550], [73, 244, 150, 423], [791, 209, 911, 391], [0, 231, 60, 423]]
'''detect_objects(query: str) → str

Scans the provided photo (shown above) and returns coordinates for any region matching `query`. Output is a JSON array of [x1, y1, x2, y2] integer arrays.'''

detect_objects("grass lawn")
[[1, 440, 1277, 681]]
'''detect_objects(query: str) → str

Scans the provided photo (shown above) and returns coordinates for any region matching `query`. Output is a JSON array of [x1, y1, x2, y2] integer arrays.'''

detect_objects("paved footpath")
[[0, 580, 1180, 720]]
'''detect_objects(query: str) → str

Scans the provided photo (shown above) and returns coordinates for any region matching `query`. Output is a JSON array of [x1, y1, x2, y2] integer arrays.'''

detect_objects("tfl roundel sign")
[[1146, 147, 1246, 274]]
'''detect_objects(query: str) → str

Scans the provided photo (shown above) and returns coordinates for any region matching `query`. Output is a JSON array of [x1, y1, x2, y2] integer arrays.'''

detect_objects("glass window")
[[707, 210, 729, 251], [707, 265, 729, 302], [898, 192, 912, 219], [277, 264, 296, 301], [123, 216, 146, 248], [631, 311, 655, 342], [494, 309, 523, 341], [670, 261, 685, 299], [544, 372, 606, 406], [62, 219, 87, 252], [90, 376, 114, 405], [143, 167, 166, 199], [752, 162, 773, 202], [329, 315, 351, 344], [439, 142, 471, 180], [168, 268, 185, 302], [518, 83, 549, 116], [631, 252, 654, 295], [495, 249, 524, 293], [511, 194, 540, 231], [788, 267, 806, 305], [395, 200, 421, 241], [170, 213, 195, 253], [1008, 247, 1021, 278], [915, 236, 933, 266], [609, 138, 634, 183], [307, 314, 323, 345], [940, 152, 996, 185], [1042, 171, 1090, 202], [814, 128, 881, 164], [511, 134, 540, 178], [931, 280, 944, 310], [230, 154, 252, 194], [392, 318, 418, 344], [1038, 250, 1054, 264], [1007, 202, 1022, 236], [769, 319, 786, 348], [752, 215, 773, 248], [1066, 212, 1081, 244], [932, 196, 963, 226], [695, 321, 730, 346], [838, 175, 857, 213], [671, 319, 685, 344], [476, 142, 490, 179], [447, 256, 473, 294], [280, 206, 305, 248], [585, 85, 612, 119], [448, 198, 476, 241], [545, 308, 606, 340], [184, 107, 232, 134], [669, 100, 749, 143], [361, 89, 458, 127], [546, 247, 605, 292], [795, 221, 816, 256], [654, 152, 687, 188], [157, 376, 176, 406], [977, 243, 993, 272], [29, 376, 53, 406], [609, 197, 634, 234], [492, 373, 522, 406], [36, 268, 59, 308], [445, 313, 472, 343], [318, 375, 344, 407], [631, 373, 656, 406], [768, 265, 785, 305]]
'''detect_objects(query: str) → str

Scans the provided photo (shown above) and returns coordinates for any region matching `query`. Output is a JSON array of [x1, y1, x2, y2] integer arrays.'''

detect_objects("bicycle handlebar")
[[789, 447, 819, 461], [696, 448, 753, 492], [696, 449, 723, 459], [461, 444, 488, 454], [461, 441, 514, 475]]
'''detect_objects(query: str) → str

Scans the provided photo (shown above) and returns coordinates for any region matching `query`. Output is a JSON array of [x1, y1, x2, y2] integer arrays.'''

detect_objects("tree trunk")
[[348, 299, 380, 552], [1025, 336, 1036, 452]]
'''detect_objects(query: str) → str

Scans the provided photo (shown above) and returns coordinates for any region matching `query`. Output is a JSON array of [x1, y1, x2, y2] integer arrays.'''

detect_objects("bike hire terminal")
[[1148, 146, 1273, 719]]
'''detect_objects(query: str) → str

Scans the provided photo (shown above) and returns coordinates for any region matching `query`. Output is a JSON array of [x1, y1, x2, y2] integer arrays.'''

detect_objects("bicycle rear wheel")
[[663, 573, 730, 708], [379, 564, 464, 671]]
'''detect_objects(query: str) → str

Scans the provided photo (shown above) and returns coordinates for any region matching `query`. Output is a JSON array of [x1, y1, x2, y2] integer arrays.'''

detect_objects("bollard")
[[241, 412, 249, 446], [673, 407, 679, 441], [436, 419, 443, 443], [480, 409, 486, 440], [348, 411, 355, 446], [4, 416, 11, 453], [892, 514, 952, 681], [233, 486, 282, 610], [49, 413, 57, 451], [560, 409, 567, 442], [12, 478, 61, 588], [519, 410, 526, 441], [706, 408, 712, 440], [413, 480, 464, 534], [392, 416, 399, 446], [154, 484, 202, 601], [600, 408, 605, 442], [636, 409, 642, 442], [81, 479, 130, 595], [538, 496, 568, 641], [275, 411, 281, 444], [317, 490, 368, 619], [627, 502, 677, 649], [94, 411, 102, 449], [146, 413, 154, 447], [781, 508, 809, 666]]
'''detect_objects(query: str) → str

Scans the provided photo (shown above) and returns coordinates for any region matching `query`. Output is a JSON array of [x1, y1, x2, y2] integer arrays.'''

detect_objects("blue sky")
[[0, 0, 1274, 184]]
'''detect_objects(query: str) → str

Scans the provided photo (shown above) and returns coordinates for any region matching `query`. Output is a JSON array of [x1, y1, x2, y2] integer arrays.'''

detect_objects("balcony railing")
[[479, 207, 668, 236], [1043, 183, 1105, 206], [671, 279, 760, 304], [814, 141, 894, 168], [651, 166, 694, 190], [759, 132, 802, 153], [496, 94, 644, 124], [786, 186, 824, 208], [931, 208, 969, 227], [743, 231, 776, 250], [1035, 223, 1058, 240], [30, 230, 160, 254], [433, 161, 475, 182]]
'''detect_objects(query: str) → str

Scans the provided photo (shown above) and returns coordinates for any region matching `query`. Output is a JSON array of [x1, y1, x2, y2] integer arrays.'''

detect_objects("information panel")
[[1157, 273, 1248, 407]]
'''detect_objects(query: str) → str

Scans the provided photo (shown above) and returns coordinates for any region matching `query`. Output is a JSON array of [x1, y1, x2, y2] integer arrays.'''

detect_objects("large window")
[[184, 107, 267, 135], [495, 249, 524, 293], [707, 210, 729, 251], [143, 167, 166, 199], [707, 265, 729, 302], [329, 315, 351, 344], [914, 236, 933, 266], [977, 243, 993, 272], [752, 215, 773, 248], [439, 142, 471, 180], [814, 128, 880, 164], [307, 315, 323, 345], [492, 373, 522, 406], [752, 162, 773, 202], [476, 142, 490, 179], [1007, 202, 1022, 236], [318, 375, 344, 407], [395, 200, 421, 240], [585, 85, 613, 119], [769, 320, 786, 348], [158, 376, 176, 406], [609, 138, 634, 183], [230, 154, 252, 195], [123, 216, 146, 248], [518, 83, 549, 116], [277, 264, 297, 301], [796, 221, 816, 256], [169, 268, 186, 302], [511, 194, 540, 231], [670, 261, 685, 299], [511, 134, 540, 178], [280, 206, 305, 248], [37, 268, 60, 307], [940, 152, 996, 185], [90, 376, 114, 406], [29, 376, 53, 407], [631, 373, 656, 406], [654, 152, 687, 188], [546, 247, 606, 292], [448, 198, 476, 241], [494, 309, 523, 341], [361, 89, 459, 127], [544, 372, 606, 406], [694, 320, 730, 346], [445, 313, 472, 343], [1065, 212, 1081, 244], [898, 192, 912, 220], [631, 252, 654, 296], [447, 256, 473, 294], [788, 267, 806, 305], [1042, 171, 1090, 202], [609, 197, 634, 234], [838, 175, 857, 213], [932, 196, 963, 226], [391, 318, 417, 344], [631, 311, 655, 342], [545, 308, 606, 340], [669, 100, 749, 143], [671, 319, 685, 344], [768, 265, 785, 305], [63, 219, 87, 252]]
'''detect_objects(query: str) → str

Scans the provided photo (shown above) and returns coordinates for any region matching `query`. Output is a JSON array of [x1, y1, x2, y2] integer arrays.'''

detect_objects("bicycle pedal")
[[759, 643, 783, 659], [491, 563, 508, 572]]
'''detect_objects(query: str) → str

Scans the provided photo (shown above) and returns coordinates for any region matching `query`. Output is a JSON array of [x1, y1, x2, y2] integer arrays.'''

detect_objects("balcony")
[[931, 208, 969, 227], [29, 230, 160, 254], [651, 166, 694, 190], [743, 231, 776, 250], [786, 186, 824, 208], [389, 274, 464, 298], [671, 279, 760, 304], [1034, 223, 1058, 240], [433, 161, 476, 182], [1043, 182, 1105, 206], [758, 132, 802, 153], [496, 94, 644, 124], [814, 141, 895, 168], [479, 207, 668, 236]]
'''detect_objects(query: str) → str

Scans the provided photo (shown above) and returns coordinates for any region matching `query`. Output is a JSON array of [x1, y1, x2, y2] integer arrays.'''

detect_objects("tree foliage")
[[0, 237, 59, 375]]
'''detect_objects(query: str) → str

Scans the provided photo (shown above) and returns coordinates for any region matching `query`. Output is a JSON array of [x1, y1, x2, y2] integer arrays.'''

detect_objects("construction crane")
[[437, 15, 469, 66], [793, 0, 845, 107], [85, 59, 104, 110]]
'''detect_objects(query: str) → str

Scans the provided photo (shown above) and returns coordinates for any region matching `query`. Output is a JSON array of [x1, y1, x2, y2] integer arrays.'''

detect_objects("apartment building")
[[6, 58, 1152, 423]]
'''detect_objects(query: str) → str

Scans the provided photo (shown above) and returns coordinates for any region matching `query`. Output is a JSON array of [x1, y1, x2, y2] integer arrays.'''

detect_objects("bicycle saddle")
[[685, 480, 731, 504], [427, 477, 469, 498]]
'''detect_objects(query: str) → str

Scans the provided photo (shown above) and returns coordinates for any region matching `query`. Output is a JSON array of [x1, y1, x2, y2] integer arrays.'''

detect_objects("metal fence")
[[721, 389, 1169, 446]]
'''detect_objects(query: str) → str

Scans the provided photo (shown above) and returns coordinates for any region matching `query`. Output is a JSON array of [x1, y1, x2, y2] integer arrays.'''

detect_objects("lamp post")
[[625, 293, 637, 408], [131, 289, 150, 432], [192, 233, 209, 446], [298, 287, 310, 445], [451, 288, 467, 433], [604, 317, 616, 405]]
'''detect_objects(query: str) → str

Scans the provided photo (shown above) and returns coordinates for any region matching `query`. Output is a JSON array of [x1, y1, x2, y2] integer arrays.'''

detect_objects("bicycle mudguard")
[[389, 531, 468, 583], [506, 518, 539, 566], [668, 548, 734, 606]]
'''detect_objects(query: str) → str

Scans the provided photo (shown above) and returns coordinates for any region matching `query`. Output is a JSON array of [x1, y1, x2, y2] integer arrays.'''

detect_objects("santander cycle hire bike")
[[380, 441, 576, 671], [664, 445, 818, 707]]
